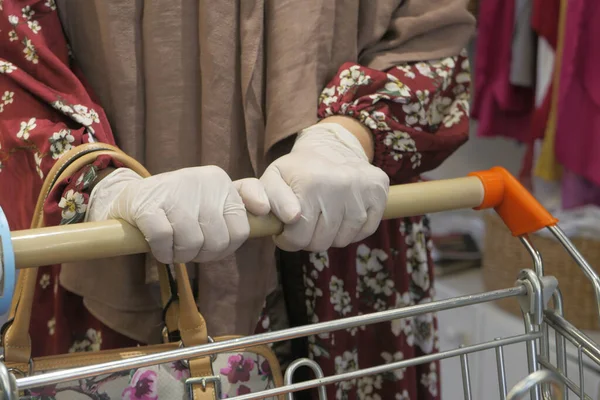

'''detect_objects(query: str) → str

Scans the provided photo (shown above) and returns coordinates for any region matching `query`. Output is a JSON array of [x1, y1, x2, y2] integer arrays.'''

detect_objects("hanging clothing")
[[510, 0, 536, 88], [471, 0, 534, 143], [561, 169, 600, 210], [555, 0, 600, 187], [534, 0, 568, 182], [0, 1, 474, 399]]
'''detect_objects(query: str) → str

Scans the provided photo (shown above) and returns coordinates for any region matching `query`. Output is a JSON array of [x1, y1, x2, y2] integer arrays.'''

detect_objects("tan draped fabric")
[[54, 0, 475, 344]]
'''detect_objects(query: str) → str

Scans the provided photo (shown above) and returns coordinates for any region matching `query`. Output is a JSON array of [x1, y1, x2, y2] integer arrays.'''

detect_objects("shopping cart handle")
[[8, 166, 557, 271]]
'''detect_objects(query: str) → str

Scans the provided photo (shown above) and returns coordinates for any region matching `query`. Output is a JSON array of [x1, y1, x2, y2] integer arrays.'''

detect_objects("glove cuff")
[[86, 168, 143, 222]]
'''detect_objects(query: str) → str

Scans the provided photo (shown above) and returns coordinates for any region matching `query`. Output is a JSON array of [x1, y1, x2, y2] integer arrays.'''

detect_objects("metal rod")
[[523, 312, 541, 400], [284, 359, 327, 400], [547, 225, 600, 326], [495, 339, 508, 400], [544, 311, 600, 367], [506, 370, 564, 400], [538, 359, 594, 400], [11, 177, 486, 269], [459, 347, 473, 400], [15, 289, 531, 390], [225, 334, 541, 400], [578, 346, 585, 399]]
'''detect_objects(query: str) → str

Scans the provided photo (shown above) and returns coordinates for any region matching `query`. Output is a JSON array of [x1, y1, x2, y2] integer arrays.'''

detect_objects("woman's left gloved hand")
[[245, 122, 390, 252]]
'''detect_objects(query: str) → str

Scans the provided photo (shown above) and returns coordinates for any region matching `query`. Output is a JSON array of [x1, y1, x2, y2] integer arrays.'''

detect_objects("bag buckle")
[[185, 375, 222, 399]]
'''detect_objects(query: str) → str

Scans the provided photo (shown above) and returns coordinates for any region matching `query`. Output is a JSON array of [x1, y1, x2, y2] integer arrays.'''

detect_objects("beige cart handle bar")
[[10, 166, 558, 269]]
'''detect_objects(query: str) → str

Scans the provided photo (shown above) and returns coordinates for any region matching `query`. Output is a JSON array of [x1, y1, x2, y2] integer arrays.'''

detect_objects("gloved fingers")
[[135, 208, 175, 265], [352, 205, 385, 243], [260, 168, 301, 224], [165, 207, 205, 263], [234, 178, 271, 216], [305, 207, 345, 252], [332, 199, 368, 248], [350, 171, 388, 242], [220, 185, 251, 257], [193, 185, 249, 263], [273, 211, 319, 252]]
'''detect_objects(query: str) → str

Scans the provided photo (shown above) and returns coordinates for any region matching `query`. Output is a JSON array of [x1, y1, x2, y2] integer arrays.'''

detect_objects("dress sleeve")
[[0, 0, 118, 230], [317, 50, 471, 184]]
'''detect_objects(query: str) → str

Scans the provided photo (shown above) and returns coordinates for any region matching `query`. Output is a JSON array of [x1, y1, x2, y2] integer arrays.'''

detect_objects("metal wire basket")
[[0, 166, 598, 399]]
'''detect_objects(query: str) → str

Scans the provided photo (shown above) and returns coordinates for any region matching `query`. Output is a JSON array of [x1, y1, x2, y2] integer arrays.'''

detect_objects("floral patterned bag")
[[1, 144, 284, 400]]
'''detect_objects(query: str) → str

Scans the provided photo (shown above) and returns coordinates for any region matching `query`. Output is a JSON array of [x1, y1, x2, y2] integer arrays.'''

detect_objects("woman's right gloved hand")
[[86, 166, 270, 264]]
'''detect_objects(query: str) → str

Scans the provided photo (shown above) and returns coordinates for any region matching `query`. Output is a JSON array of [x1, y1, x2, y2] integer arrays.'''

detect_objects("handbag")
[[1, 143, 284, 400]]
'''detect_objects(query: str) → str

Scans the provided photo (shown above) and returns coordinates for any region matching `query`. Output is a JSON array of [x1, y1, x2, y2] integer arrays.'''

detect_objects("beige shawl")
[[55, 0, 475, 344]]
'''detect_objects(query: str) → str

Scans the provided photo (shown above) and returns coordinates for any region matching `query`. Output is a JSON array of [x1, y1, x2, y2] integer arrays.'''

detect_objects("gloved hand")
[[87, 166, 270, 264], [250, 122, 390, 252]]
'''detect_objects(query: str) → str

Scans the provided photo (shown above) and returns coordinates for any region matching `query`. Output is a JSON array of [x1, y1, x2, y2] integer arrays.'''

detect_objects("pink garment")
[[561, 169, 600, 209], [472, 0, 535, 142], [555, 0, 600, 186]]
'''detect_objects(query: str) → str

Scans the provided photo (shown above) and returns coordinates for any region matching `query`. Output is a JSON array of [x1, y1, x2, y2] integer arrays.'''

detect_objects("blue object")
[[0, 206, 15, 315]]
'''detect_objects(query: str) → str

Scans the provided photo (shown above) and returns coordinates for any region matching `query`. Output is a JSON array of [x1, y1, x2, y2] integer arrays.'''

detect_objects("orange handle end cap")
[[468, 167, 558, 236]]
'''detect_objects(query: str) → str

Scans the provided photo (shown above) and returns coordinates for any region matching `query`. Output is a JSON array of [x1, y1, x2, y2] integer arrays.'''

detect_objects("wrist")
[[86, 168, 142, 222], [318, 116, 375, 162]]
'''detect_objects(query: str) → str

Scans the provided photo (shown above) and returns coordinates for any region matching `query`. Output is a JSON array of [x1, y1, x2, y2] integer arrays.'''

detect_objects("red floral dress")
[[0, 1, 471, 400]]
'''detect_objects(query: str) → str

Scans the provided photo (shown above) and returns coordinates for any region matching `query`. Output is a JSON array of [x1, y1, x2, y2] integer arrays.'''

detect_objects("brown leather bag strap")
[[3, 144, 207, 364]]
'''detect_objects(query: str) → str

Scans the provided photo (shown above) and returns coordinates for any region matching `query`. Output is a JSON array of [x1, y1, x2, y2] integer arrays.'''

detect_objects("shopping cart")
[[0, 166, 599, 399]]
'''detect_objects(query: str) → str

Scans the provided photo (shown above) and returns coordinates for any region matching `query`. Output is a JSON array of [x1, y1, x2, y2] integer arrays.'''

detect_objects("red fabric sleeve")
[[317, 50, 471, 184], [0, 0, 117, 230]]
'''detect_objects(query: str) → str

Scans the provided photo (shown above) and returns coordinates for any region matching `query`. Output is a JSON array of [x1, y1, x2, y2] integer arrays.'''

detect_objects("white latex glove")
[[87, 166, 270, 264], [252, 122, 390, 252]]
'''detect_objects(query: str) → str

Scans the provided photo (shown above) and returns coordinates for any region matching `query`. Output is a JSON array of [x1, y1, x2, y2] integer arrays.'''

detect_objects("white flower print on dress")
[[72, 104, 100, 126], [357, 375, 383, 400], [329, 276, 352, 316], [415, 62, 434, 79], [383, 131, 420, 168], [22, 37, 39, 64], [427, 96, 453, 126], [0, 60, 16, 74], [405, 220, 431, 291], [381, 351, 406, 380], [69, 328, 103, 353], [443, 101, 465, 128], [27, 20, 41, 34], [414, 305, 435, 354], [395, 390, 410, 400], [8, 30, 18, 42], [338, 65, 371, 94], [309, 251, 329, 272], [391, 292, 415, 345], [39, 273, 50, 289], [358, 109, 390, 132], [47, 317, 56, 335], [58, 189, 87, 221], [319, 86, 338, 107], [2, 91, 14, 105], [356, 244, 387, 277], [420, 362, 439, 397], [17, 117, 36, 140], [334, 350, 358, 397], [382, 76, 411, 98], [402, 102, 427, 127], [395, 65, 416, 79], [45, 0, 57, 10], [22, 6, 35, 20], [49, 129, 75, 159], [8, 15, 18, 26]]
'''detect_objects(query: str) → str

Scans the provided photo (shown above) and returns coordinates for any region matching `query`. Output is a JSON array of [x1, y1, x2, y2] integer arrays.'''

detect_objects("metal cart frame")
[[1, 166, 599, 399]]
